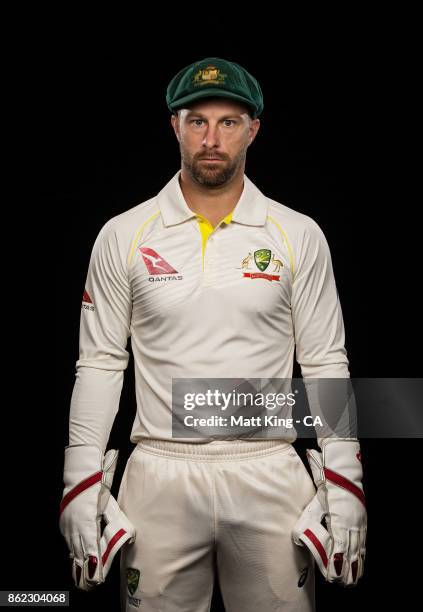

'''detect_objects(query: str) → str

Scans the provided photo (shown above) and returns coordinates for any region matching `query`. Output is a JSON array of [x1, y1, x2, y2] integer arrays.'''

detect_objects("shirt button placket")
[[204, 237, 217, 286]]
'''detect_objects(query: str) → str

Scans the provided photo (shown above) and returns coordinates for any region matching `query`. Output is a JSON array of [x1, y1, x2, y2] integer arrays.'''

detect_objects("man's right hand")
[[59, 445, 135, 590]]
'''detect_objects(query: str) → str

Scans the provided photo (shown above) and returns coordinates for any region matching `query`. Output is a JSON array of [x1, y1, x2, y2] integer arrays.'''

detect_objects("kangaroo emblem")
[[271, 254, 283, 272], [143, 253, 167, 271], [241, 252, 253, 269]]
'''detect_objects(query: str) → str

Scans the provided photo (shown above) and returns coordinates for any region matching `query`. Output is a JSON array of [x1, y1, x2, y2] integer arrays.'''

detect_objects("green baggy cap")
[[166, 57, 264, 119]]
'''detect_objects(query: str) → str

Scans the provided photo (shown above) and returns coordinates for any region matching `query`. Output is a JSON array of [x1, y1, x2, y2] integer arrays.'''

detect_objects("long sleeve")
[[68, 219, 132, 452], [291, 218, 349, 378], [290, 218, 354, 444]]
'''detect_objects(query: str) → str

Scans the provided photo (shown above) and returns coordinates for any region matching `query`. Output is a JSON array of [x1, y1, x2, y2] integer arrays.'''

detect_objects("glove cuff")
[[60, 445, 119, 516], [320, 438, 365, 508]]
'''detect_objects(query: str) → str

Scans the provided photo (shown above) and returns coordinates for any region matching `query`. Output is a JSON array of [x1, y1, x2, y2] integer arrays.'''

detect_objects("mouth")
[[200, 159, 223, 163]]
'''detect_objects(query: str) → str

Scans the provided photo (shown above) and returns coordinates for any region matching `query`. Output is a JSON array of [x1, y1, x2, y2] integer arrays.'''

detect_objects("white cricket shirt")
[[69, 170, 349, 450]]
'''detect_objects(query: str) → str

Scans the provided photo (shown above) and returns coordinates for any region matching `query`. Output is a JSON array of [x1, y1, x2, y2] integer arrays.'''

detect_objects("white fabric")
[[69, 170, 349, 450], [118, 439, 317, 612], [292, 438, 367, 585]]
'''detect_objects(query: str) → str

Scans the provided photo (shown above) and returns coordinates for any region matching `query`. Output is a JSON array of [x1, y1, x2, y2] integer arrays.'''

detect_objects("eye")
[[190, 119, 204, 126], [223, 119, 236, 126]]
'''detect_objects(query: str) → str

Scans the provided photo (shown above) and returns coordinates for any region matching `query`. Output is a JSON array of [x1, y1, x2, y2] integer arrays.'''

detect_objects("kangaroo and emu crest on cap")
[[166, 57, 264, 119]]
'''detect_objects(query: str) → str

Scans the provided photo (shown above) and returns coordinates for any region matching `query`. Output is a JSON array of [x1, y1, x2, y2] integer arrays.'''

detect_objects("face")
[[171, 97, 260, 188]]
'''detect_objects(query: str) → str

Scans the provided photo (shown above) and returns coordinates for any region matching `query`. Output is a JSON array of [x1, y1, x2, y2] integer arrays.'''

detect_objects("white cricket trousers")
[[117, 439, 316, 612]]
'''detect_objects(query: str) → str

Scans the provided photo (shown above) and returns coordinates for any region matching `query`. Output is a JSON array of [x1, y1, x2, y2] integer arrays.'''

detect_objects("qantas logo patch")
[[140, 247, 178, 274], [140, 247, 183, 282]]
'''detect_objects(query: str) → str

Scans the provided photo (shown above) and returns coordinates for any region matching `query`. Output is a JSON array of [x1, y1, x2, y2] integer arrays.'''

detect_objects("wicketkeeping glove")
[[59, 445, 135, 590], [292, 438, 367, 586]]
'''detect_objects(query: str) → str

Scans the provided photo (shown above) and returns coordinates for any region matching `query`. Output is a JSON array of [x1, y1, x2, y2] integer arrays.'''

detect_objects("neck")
[[179, 166, 244, 226]]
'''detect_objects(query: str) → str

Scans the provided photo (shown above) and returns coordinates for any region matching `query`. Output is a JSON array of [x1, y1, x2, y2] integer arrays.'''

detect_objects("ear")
[[249, 118, 260, 144], [171, 113, 181, 142]]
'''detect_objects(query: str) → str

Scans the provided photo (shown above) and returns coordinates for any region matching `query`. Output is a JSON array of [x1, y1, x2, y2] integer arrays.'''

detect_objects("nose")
[[201, 123, 220, 149]]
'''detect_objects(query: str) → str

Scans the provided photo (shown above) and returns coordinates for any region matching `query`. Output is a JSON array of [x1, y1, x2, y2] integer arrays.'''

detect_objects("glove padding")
[[292, 438, 367, 586], [59, 445, 135, 590]]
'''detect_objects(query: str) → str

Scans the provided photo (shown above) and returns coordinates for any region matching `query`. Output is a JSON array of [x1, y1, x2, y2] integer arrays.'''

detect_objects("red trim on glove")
[[60, 471, 102, 515], [324, 468, 366, 507], [102, 528, 127, 565], [303, 528, 328, 568]]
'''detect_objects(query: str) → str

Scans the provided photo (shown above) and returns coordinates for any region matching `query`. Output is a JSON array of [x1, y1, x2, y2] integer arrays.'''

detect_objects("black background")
[[13, 11, 420, 611]]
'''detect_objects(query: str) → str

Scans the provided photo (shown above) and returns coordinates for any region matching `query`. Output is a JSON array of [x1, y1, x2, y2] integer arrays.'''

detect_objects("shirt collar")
[[157, 169, 269, 228]]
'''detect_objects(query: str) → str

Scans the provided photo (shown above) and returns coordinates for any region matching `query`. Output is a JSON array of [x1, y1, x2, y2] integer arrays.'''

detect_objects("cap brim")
[[170, 88, 256, 116]]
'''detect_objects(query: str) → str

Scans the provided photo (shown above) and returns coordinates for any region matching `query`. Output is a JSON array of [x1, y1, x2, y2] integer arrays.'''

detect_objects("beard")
[[180, 144, 248, 188]]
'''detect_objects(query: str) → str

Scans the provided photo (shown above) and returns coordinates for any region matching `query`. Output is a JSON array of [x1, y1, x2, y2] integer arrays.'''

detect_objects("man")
[[59, 57, 367, 611]]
